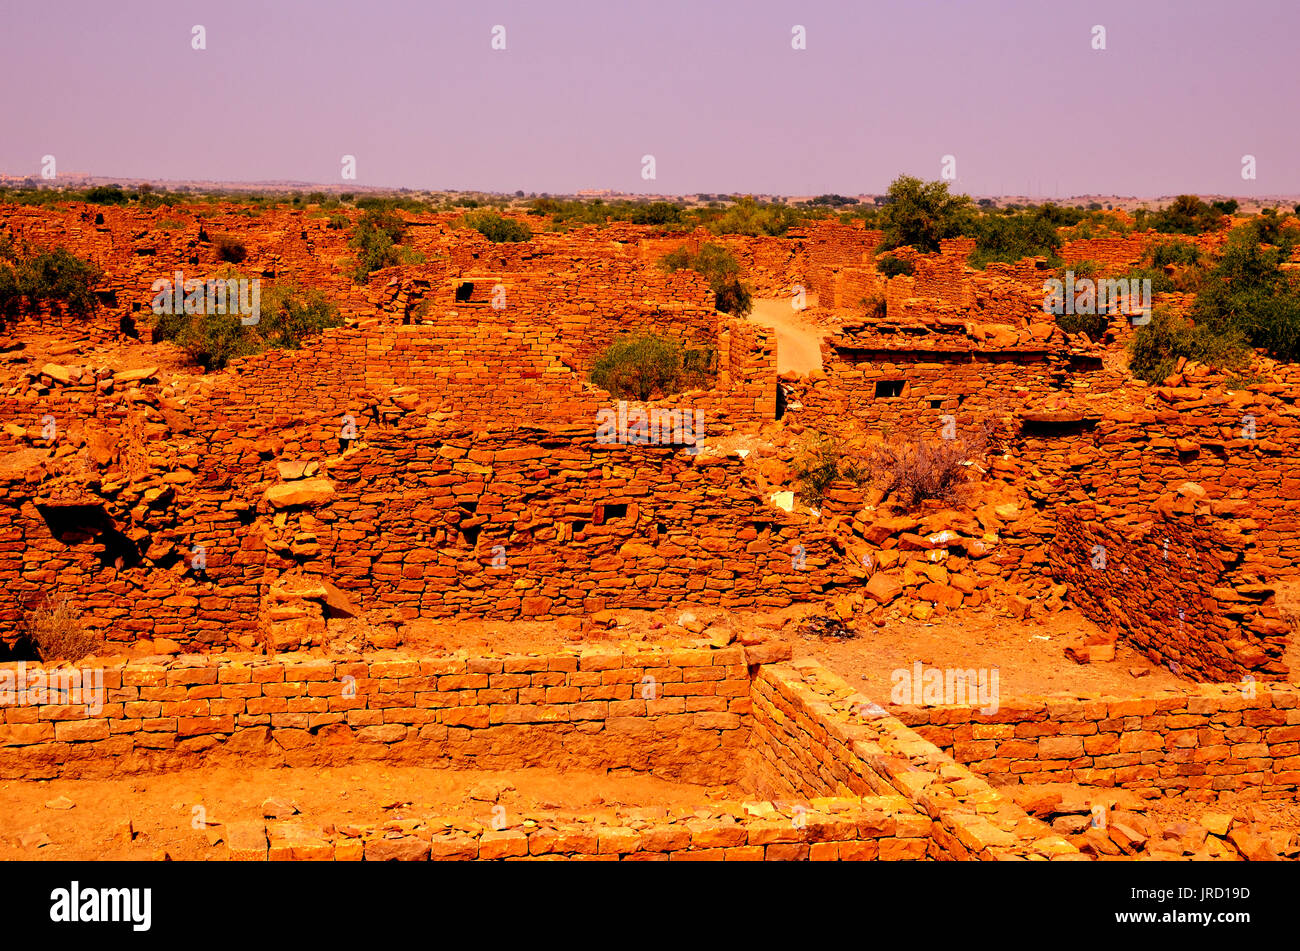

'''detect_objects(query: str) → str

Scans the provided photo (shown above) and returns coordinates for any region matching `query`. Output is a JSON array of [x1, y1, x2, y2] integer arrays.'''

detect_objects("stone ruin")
[[2, 198, 1299, 861]]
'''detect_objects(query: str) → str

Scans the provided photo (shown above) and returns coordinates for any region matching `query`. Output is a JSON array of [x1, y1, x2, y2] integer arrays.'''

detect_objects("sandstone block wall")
[[310, 423, 844, 621], [1050, 505, 1289, 681], [241, 793, 936, 861], [749, 660, 1080, 860], [0, 645, 755, 782], [896, 684, 1300, 796]]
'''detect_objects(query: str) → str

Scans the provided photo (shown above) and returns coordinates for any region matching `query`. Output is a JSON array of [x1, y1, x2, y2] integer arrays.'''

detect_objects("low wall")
[[0, 645, 757, 783], [895, 684, 1300, 796], [236, 793, 933, 861], [749, 660, 1080, 860]]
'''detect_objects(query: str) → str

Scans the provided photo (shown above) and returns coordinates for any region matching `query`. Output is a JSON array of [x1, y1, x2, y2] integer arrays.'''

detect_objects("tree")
[[660, 242, 752, 317], [877, 176, 974, 253]]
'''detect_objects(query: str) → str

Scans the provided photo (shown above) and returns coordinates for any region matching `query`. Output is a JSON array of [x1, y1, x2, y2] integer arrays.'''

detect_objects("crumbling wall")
[[1050, 503, 1289, 681]]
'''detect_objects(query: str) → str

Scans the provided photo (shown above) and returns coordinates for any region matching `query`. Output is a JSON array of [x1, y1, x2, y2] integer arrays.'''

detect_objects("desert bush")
[[0, 245, 102, 321], [458, 211, 532, 243], [23, 597, 100, 662], [84, 184, 129, 206], [589, 335, 713, 400], [153, 280, 342, 370], [698, 196, 803, 236], [349, 208, 407, 281], [1055, 309, 1109, 341], [257, 283, 343, 350], [327, 213, 349, 230], [213, 235, 247, 263], [659, 242, 753, 317], [877, 176, 975, 253], [866, 426, 990, 509], [862, 292, 887, 319], [792, 434, 867, 505], [967, 209, 1063, 268], [1128, 307, 1249, 384], [875, 255, 914, 278]]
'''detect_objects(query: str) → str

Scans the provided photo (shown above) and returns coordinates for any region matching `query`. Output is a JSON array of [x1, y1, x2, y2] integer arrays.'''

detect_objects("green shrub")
[[1055, 310, 1108, 341], [458, 211, 532, 243], [659, 242, 753, 317], [153, 280, 342, 370], [967, 210, 1062, 268], [84, 185, 129, 205], [349, 209, 407, 282], [876, 255, 914, 278], [257, 283, 343, 350], [327, 214, 349, 230], [792, 434, 867, 505], [877, 176, 974, 253], [697, 197, 804, 237], [0, 246, 102, 321], [589, 335, 713, 400], [1142, 195, 1225, 235], [1128, 307, 1249, 384]]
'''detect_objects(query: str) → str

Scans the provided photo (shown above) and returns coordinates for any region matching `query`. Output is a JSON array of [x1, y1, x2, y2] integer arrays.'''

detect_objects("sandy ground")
[[746, 297, 829, 376], [0, 764, 749, 861], [795, 606, 1188, 703]]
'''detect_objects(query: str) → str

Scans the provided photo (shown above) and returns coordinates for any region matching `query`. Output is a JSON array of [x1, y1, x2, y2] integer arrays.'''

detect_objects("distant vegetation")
[[589, 335, 715, 401], [456, 211, 532, 243], [875, 255, 913, 278], [0, 234, 102, 323], [659, 242, 753, 317]]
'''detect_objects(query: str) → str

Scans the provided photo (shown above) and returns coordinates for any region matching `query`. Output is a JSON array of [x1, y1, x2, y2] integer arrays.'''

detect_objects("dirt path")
[[746, 297, 828, 377]]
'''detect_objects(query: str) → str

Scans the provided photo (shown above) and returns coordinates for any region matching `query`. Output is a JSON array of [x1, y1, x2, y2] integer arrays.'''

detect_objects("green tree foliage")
[[1138, 195, 1226, 235], [659, 242, 753, 317], [84, 185, 129, 205], [875, 255, 914, 278], [877, 176, 975, 253], [697, 196, 804, 236], [0, 238, 102, 322], [1129, 307, 1248, 384], [349, 208, 407, 282], [968, 209, 1063, 267], [589, 335, 714, 401], [1189, 227, 1300, 361]]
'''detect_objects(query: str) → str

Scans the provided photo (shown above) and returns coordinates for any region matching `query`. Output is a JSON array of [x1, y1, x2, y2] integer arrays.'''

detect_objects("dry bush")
[[791, 433, 867, 505], [867, 423, 992, 509], [23, 597, 100, 662]]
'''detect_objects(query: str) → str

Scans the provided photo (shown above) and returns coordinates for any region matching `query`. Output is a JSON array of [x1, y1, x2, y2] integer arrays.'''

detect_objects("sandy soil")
[[793, 606, 1189, 703], [0, 764, 750, 861], [746, 297, 829, 376]]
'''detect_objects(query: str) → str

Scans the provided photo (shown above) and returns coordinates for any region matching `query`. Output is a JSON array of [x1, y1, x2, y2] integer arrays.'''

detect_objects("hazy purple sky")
[[2, 0, 1296, 197]]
